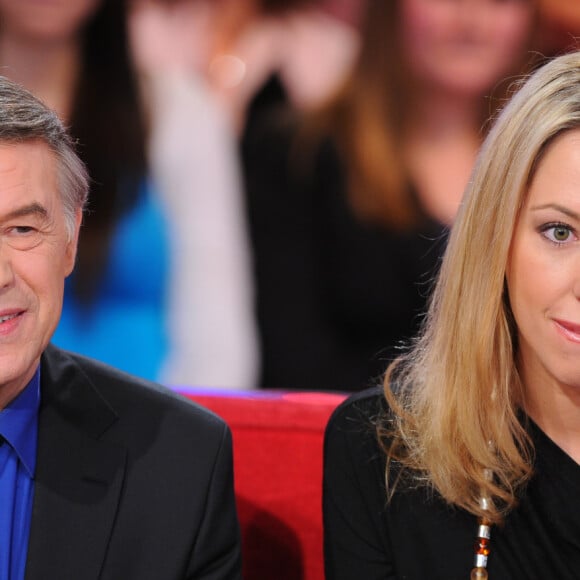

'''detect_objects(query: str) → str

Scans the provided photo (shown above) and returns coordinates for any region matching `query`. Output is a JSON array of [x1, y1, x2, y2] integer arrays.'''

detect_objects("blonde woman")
[[324, 50, 580, 579]]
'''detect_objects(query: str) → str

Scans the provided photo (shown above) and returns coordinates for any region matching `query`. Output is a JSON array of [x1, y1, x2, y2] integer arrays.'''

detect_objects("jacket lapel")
[[25, 346, 127, 580]]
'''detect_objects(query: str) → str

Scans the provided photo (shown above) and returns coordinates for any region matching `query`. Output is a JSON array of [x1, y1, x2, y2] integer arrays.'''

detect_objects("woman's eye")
[[541, 224, 575, 244]]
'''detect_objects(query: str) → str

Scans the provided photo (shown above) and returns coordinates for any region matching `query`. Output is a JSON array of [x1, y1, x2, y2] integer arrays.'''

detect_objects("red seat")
[[177, 388, 347, 580]]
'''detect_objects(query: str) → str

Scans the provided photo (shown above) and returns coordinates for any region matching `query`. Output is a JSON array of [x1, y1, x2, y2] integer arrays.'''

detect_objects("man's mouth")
[[0, 312, 22, 324]]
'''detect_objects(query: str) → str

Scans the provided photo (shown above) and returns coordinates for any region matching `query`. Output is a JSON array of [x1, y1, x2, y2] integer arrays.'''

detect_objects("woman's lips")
[[554, 319, 580, 343]]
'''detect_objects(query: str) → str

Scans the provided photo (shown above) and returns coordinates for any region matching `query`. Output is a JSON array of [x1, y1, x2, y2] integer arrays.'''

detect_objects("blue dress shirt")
[[0, 368, 40, 580]]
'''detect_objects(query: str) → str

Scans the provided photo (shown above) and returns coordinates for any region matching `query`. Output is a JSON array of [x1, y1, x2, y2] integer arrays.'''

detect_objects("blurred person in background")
[[0, 0, 259, 388], [128, 0, 360, 133], [243, 0, 538, 391], [126, 0, 361, 388]]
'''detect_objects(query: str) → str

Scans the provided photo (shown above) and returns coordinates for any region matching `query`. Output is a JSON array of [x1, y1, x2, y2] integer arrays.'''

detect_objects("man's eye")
[[4, 226, 42, 250]]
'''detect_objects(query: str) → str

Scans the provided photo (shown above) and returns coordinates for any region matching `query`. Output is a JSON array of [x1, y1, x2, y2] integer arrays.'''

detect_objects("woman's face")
[[400, 0, 535, 97], [0, 0, 101, 43], [507, 129, 580, 397]]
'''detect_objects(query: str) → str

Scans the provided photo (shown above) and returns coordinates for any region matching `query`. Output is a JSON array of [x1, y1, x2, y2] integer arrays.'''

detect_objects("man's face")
[[0, 140, 80, 406]]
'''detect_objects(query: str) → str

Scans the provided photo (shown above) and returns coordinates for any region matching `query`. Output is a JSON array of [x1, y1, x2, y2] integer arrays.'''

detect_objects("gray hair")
[[0, 75, 89, 239]]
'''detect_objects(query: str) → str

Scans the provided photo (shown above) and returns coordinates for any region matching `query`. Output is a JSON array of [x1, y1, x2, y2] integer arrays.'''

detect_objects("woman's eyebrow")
[[530, 202, 580, 220]]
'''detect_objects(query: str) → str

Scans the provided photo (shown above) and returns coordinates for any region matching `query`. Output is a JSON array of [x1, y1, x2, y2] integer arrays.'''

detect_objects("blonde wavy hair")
[[382, 50, 580, 525]]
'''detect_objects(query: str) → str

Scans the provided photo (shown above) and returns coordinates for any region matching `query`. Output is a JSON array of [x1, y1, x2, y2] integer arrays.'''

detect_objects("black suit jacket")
[[24, 345, 241, 579]]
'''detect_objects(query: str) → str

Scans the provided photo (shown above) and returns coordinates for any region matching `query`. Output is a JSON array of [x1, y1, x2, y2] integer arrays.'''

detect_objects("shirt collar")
[[0, 367, 40, 478]]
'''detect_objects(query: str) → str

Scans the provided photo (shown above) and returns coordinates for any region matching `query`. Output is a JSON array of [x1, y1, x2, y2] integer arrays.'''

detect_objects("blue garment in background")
[[53, 180, 170, 380], [0, 367, 40, 580]]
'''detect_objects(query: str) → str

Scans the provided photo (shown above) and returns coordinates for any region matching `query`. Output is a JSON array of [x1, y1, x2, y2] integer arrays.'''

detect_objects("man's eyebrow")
[[2, 202, 49, 221], [530, 203, 580, 220]]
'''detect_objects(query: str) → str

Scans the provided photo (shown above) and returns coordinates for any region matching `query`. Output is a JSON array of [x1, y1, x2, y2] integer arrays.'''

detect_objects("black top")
[[323, 388, 580, 579], [242, 111, 447, 391]]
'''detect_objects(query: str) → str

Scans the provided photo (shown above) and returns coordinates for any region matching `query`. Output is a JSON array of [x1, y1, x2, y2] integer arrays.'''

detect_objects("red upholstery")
[[177, 388, 347, 580]]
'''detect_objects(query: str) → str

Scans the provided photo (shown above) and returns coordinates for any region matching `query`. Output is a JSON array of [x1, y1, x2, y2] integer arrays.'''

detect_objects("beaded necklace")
[[470, 469, 493, 579], [471, 516, 492, 579]]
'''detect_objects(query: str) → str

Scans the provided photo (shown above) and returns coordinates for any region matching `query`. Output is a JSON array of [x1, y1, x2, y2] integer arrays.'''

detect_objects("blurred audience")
[[0, 0, 544, 393], [243, 0, 539, 391], [0, 0, 259, 388]]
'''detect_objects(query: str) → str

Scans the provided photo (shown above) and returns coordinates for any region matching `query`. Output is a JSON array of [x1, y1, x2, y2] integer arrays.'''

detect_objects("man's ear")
[[64, 208, 83, 277]]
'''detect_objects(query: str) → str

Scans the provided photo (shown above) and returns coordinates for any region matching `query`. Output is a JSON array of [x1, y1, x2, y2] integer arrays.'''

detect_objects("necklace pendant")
[[471, 518, 491, 578]]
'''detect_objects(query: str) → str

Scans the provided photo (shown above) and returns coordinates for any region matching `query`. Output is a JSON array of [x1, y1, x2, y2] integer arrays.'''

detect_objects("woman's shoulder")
[[326, 386, 387, 435], [324, 386, 388, 476]]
